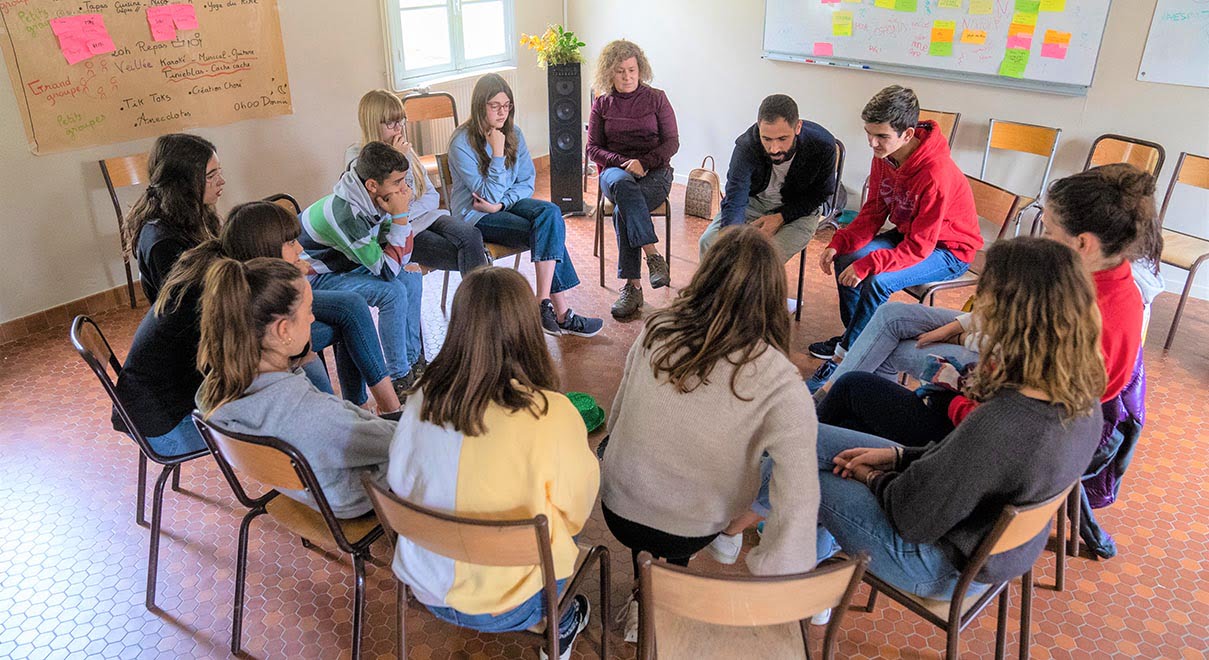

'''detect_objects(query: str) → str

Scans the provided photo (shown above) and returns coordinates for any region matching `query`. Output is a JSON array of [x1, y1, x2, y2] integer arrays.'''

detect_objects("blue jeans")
[[309, 266, 423, 380], [425, 578, 577, 636], [476, 198, 580, 294], [831, 302, 979, 384], [835, 232, 968, 350], [145, 414, 206, 457], [599, 166, 673, 280], [309, 289, 391, 405]]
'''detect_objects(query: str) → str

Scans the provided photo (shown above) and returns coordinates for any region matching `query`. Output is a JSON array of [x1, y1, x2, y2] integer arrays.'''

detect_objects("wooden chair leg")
[[598, 207, 607, 288], [1019, 570, 1034, 660], [1055, 494, 1068, 591], [351, 553, 367, 660], [145, 464, 174, 610], [945, 623, 961, 660], [599, 546, 611, 660], [1068, 484, 1081, 558], [863, 586, 878, 613], [802, 619, 814, 660], [994, 588, 1010, 660], [123, 256, 137, 308], [397, 581, 407, 660], [664, 208, 671, 277], [593, 203, 602, 257], [136, 452, 148, 526]]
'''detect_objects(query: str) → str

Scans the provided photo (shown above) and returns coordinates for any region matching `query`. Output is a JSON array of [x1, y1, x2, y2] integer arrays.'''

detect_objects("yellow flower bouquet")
[[520, 24, 585, 67]]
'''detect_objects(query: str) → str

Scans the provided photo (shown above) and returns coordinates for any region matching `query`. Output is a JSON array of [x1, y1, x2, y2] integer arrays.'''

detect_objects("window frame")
[[383, 0, 517, 89]]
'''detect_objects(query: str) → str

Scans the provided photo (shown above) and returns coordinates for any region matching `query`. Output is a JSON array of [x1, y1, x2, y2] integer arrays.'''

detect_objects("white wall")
[[0, 0, 563, 323], [568, 0, 1209, 298]]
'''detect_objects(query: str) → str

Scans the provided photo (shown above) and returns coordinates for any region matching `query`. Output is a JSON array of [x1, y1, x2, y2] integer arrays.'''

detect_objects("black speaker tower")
[[547, 64, 584, 215]]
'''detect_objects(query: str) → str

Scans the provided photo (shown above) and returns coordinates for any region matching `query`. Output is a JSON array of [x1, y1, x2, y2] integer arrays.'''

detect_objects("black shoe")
[[808, 336, 842, 359], [540, 299, 562, 336], [540, 594, 590, 660]]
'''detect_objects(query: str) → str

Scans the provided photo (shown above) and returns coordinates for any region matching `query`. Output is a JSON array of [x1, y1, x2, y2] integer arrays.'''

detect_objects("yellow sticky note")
[[843, 0, 862, 3], [931, 20, 957, 42], [961, 29, 987, 44], [1043, 29, 1071, 44], [1011, 11, 1038, 25], [833, 10, 854, 36], [875, 0, 895, 8], [969, 0, 993, 14], [1040, 0, 1065, 10], [938, 0, 962, 8], [1009, 21, 1036, 36]]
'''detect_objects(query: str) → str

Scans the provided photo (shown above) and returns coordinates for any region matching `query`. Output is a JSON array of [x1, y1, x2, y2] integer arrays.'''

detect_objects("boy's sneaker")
[[558, 308, 604, 337], [540, 299, 562, 336], [706, 532, 743, 565], [806, 359, 838, 393], [646, 253, 671, 289], [539, 594, 591, 660], [616, 593, 640, 643], [808, 336, 842, 359], [810, 608, 832, 625]]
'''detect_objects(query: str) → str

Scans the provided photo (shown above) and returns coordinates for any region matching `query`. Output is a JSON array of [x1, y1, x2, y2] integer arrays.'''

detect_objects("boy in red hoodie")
[[808, 86, 982, 383]]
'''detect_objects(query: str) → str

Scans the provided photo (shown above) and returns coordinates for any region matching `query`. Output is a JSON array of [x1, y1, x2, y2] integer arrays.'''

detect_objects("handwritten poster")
[[0, 0, 292, 154]]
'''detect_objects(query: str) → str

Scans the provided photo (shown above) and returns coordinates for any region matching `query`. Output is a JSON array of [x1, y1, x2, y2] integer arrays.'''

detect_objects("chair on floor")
[[795, 138, 847, 321], [860, 482, 1077, 660], [980, 119, 1061, 235], [1157, 152, 1209, 350], [593, 190, 672, 288], [434, 152, 525, 312], [400, 90, 459, 200], [193, 415, 383, 658], [70, 315, 207, 609], [903, 175, 1023, 305], [99, 152, 150, 308], [636, 552, 867, 660], [361, 476, 611, 660]]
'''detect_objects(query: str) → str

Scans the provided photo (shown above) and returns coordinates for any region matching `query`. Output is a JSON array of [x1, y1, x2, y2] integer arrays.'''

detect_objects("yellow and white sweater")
[[387, 388, 599, 615]]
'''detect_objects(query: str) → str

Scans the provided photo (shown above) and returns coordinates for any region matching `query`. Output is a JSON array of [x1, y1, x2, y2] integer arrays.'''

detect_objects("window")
[[385, 0, 516, 88]]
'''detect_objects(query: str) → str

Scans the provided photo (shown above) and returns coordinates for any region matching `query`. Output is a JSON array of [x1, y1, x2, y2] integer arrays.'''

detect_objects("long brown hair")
[[196, 257, 305, 415], [459, 73, 518, 175], [355, 89, 428, 198], [1045, 163, 1162, 274], [643, 226, 790, 399], [125, 133, 221, 251], [964, 238, 1105, 419], [155, 201, 300, 316], [417, 267, 559, 436]]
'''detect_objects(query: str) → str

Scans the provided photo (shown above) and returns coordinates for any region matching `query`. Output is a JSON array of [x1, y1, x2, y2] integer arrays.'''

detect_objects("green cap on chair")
[[566, 392, 605, 433]]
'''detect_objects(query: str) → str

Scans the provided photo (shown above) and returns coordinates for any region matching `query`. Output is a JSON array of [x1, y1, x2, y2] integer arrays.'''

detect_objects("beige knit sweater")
[[601, 326, 820, 576]]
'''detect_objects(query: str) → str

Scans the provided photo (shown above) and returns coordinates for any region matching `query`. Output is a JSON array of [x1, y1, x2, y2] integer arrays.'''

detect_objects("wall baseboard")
[[1, 283, 148, 347]]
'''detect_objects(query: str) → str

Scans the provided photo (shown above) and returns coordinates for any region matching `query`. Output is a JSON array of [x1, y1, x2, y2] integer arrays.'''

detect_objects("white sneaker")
[[615, 593, 640, 643], [707, 532, 743, 565], [810, 608, 832, 625]]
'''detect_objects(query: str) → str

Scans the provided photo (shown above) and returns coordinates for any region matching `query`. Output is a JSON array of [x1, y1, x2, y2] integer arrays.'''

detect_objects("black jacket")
[[719, 121, 837, 226]]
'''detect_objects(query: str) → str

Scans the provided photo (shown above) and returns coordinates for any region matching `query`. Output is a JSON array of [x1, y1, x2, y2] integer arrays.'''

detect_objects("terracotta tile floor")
[[1, 180, 1207, 660]]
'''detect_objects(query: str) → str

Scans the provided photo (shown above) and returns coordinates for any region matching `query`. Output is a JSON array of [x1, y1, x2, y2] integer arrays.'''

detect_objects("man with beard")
[[697, 94, 837, 264]]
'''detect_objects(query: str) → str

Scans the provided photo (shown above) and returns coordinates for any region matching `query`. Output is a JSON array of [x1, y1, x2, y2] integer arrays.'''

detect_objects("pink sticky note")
[[49, 16, 81, 35], [813, 42, 835, 56], [87, 34, 116, 55], [822, 0, 841, 3], [1040, 42, 1068, 59], [50, 14, 113, 64], [146, 6, 178, 41], [1006, 34, 1032, 50], [171, 4, 199, 30]]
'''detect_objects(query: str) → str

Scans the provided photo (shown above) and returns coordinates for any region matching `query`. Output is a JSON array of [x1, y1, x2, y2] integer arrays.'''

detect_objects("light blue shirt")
[[447, 125, 536, 225]]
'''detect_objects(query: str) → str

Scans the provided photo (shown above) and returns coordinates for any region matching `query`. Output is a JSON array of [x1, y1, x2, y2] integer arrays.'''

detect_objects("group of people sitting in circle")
[[107, 37, 1161, 656]]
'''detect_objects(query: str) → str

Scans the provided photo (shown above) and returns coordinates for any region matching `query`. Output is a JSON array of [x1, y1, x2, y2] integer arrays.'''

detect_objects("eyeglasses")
[[486, 101, 513, 113], [381, 119, 406, 130]]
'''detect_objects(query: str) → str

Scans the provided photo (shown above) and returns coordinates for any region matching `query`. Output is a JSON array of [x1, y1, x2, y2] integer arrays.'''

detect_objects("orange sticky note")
[[931, 20, 956, 42], [1009, 22, 1036, 36], [960, 29, 987, 44], [1043, 29, 1071, 45]]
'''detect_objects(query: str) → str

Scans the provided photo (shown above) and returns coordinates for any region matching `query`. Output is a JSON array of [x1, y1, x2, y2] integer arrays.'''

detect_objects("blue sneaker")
[[806, 359, 838, 393], [557, 307, 604, 338]]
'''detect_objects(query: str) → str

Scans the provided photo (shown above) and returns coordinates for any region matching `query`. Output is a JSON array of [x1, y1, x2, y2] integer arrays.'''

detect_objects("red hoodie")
[[829, 122, 982, 279]]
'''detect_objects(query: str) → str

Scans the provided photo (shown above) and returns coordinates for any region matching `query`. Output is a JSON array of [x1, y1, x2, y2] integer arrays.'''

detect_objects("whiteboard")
[[763, 0, 1112, 96], [1138, 0, 1209, 89]]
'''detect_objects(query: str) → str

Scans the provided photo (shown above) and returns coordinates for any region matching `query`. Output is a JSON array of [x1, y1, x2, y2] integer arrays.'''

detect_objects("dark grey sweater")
[[871, 390, 1102, 584]]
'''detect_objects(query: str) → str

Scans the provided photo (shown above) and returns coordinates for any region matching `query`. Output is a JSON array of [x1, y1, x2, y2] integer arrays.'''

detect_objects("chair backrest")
[[99, 153, 150, 253], [361, 476, 550, 568], [919, 108, 962, 145], [1158, 152, 1209, 237], [402, 92, 459, 158], [434, 152, 456, 209], [981, 119, 1061, 198], [263, 193, 302, 215], [965, 175, 1023, 271], [1085, 134, 1166, 177], [832, 139, 846, 213]]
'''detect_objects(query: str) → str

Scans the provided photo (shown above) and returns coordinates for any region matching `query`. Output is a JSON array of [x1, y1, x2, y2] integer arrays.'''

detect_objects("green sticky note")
[[929, 41, 954, 56], [1015, 0, 1040, 12], [938, 0, 962, 7], [895, 0, 918, 11], [969, 0, 993, 14], [999, 48, 1030, 78]]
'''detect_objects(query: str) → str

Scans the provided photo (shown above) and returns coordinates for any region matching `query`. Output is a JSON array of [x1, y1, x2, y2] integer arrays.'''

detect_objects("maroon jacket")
[[586, 84, 679, 171]]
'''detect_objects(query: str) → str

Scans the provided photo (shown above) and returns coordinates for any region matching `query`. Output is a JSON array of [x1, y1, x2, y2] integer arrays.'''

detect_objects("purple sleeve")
[[639, 91, 680, 170], [585, 96, 627, 170]]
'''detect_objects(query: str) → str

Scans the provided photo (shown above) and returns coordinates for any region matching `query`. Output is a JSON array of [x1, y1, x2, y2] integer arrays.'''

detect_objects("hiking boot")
[[611, 283, 644, 320], [806, 359, 839, 393], [808, 335, 842, 359], [646, 253, 671, 289]]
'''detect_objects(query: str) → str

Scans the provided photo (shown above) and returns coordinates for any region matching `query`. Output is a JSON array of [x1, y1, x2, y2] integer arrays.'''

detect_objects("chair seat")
[[651, 610, 806, 659], [600, 198, 669, 216], [265, 494, 380, 550], [898, 587, 988, 621], [419, 153, 439, 176], [486, 242, 527, 261], [1161, 230, 1209, 270], [904, 270, 980, 299], [525, 543, 593, 633]]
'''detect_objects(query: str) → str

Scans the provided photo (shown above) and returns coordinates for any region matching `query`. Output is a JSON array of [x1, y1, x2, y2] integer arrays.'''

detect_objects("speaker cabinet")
[[547, 64, 584, 215]]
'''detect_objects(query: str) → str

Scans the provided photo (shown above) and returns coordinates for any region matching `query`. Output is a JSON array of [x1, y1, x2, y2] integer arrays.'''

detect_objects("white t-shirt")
[[755, 156, 794, 210]]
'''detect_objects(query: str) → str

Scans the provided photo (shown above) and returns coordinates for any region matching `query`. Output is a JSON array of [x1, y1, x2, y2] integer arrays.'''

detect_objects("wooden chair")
[[401, 91, 458, 191], [980, 119, 1061, 234], [795, 139, 847, 321], [70, 316, 206, 609], [861, 483, 1077, 660], [593, 190, 672, 288], [99, 153, 150, 308], [434, 153, 525, 312], [264, 192, 302, 214], [1158, 152, 1209, 350], [903, 176, 1023, 305], [361, 476, 611, 660], [636, 552, 867, 660], [861, 109, 961, 205], [193, 415, 383, 658]]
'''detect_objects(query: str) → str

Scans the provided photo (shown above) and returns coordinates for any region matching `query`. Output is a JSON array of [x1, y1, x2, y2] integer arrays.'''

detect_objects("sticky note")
[[1015, 0, 1040, 12], [813, 42, 834, 56], [929, 41, 954, 56], [843, 0, 862, 3], [1040, 0, 1065, 10], [49, 14, 113, 65], [1043, 29, 1071, 45], [86, 34, 116, 55], [999, 48, 1030, 78], [1011, 11, 1038, 25], [931, 20, 956, 42], [1040, 42, 1068, 59], [895, 0, 918, 10], [146, 6, 178, 41], [171, 4, 199, 30], [833, 11, 854, 36], [875, 0, 895, 7], [938, 0, 962, 7], [969, 0, 993, 14], [1009, 22, 1036, 36], [822, 0, 840, 4], [961, 29, 987, 44], [1007, 34, 1033, 50]]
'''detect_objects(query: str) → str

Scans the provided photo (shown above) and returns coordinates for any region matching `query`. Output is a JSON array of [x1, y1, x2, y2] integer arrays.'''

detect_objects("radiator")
[[409, 69, 518, 157]]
